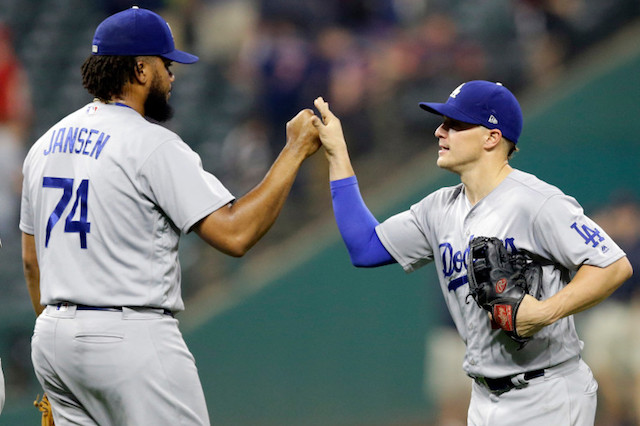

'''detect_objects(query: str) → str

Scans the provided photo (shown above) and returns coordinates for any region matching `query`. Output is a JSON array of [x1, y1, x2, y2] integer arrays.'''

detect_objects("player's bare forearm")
[[546, 257, 632, 318], [22, 232, 44, 316], [326, 144, 355, 181], [195, 110, 320, 257], [312, 97, 355, 181], [203, 148, 307, 256], [516, 256, 632, 337]]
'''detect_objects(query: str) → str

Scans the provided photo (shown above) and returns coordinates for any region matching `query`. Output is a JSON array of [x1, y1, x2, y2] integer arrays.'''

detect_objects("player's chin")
[[436, 157, 450, 170]]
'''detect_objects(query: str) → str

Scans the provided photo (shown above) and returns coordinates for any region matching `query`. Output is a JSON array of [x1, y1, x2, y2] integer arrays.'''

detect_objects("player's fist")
[[286, 109, 321, 158], [513, 294, 547, 338], [312, 97, 348, 158]]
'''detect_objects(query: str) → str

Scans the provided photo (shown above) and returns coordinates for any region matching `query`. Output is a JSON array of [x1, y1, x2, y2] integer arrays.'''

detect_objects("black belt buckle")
[[479, 369, 544, 394]]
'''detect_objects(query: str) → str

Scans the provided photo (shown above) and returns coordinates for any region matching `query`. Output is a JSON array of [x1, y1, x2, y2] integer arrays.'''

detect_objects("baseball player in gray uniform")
[[20, 7, 320, 425], [311, 81, 633, 425]]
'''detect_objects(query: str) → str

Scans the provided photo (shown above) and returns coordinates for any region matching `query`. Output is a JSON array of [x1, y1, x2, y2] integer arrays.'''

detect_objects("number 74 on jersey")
[[43, 177, 91, 249]]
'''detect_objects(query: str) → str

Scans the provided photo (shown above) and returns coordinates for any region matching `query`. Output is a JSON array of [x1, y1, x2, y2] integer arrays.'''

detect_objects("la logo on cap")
[[449, 83, 465, 98]]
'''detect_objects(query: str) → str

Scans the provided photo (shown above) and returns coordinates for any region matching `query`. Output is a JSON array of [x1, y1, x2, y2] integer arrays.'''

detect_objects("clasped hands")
[[285, 97, 349, 161]]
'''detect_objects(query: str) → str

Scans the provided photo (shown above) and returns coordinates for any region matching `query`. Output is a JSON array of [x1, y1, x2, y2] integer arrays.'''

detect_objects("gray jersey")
[[376, 169, 625, 378], [20, 102, 234, 312]]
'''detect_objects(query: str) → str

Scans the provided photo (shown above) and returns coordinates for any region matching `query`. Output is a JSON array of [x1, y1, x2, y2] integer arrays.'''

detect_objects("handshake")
[[286, 97, 355, 181]]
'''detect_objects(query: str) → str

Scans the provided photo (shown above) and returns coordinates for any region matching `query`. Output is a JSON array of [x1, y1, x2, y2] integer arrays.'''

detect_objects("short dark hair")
[[507, 140, 518, 159], [81, 55, 138, 101]]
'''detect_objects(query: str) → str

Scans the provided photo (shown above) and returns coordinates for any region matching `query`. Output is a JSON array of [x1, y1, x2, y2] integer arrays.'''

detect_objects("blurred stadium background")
[[1, 0, 640, 424]]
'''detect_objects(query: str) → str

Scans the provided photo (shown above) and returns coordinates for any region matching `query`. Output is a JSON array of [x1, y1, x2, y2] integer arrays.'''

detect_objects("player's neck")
[[106, 84, 147, 117], [107, 98, 145, 116], [462, 162, 513, 205]]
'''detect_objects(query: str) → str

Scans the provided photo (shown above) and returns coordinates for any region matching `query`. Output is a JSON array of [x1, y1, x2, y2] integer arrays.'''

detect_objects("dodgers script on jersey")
[[375, 169, 625, 378], [20, 102, 235, 312]]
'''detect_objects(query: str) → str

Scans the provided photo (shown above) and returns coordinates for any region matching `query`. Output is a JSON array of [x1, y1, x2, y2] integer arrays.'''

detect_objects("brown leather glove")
[[34, 393, 55, 426]]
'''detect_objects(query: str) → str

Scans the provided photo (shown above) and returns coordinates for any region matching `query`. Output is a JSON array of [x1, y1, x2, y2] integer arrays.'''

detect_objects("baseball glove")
[[467, 236, 542, 346], [34, 393, 55, 426]]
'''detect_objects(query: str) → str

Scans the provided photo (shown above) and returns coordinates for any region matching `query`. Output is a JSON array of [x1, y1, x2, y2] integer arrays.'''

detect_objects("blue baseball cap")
[[92, 6, 198, 64], [419, 80, 523, 144]]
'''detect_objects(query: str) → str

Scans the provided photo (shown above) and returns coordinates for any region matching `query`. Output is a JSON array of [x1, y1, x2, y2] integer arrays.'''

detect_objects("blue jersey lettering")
[[42, 127, 110, 160], [91, 133, 110, 159], [571, 222, 604, 247], [441, 236, 518, 291], [83, 129, 99, 155], [52, 127, 65, 154], [43, 130, 54, 155], [64, 127, 79, 153], [75, 128, 87, 153]]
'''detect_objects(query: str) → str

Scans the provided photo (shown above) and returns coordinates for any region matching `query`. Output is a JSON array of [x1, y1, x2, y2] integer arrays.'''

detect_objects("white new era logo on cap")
[[488, 115, 498, 124]]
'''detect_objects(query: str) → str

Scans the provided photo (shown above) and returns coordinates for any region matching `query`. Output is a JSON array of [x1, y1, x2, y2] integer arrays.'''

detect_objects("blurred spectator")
[[255, 19, 315, 159], [97, 0, 167, 16], [579, 191, 640, 426], [512, 0, 573, 86], [314, 26, 373, 159], [232, 19, 314, 158], [219, 113, 272, 196], [411, 12, 488, 95], [229, 18, 323, 207], [193, 0, 258, 63], [424, 319, 470, 426], [4, 331, 33, 401], [0, 22, 31, 240]]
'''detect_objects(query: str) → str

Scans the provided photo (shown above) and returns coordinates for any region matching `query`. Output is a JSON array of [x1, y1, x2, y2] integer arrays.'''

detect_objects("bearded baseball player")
[[20, 7, 319, 425], [311, 81, 632, 425]]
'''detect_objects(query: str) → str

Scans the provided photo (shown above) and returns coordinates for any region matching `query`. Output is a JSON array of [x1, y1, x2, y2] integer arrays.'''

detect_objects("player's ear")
[[484, 128, 502, 150], [133, 59, 148, 84]]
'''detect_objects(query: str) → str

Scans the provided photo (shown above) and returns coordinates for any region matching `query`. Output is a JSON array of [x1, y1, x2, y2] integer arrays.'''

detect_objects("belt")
[[474, 369, 545, 394], [56, 303, 174, 317]]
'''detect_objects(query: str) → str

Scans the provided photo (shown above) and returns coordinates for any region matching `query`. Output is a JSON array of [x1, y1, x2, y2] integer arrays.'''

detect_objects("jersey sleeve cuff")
[[330, 175, 358, 190]]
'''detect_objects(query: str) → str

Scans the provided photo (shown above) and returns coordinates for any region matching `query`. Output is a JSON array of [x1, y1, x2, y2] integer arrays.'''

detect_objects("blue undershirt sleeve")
[[330, 176, 396, 267]]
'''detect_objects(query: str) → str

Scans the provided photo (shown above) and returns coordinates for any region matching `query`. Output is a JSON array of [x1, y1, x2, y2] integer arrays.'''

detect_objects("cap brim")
[[162, 49, 199, 64], [419, 102, 481, 126]]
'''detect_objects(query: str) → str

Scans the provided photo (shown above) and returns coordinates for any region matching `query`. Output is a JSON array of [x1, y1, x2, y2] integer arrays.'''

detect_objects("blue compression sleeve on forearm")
[[330, 176, 396, 267]]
